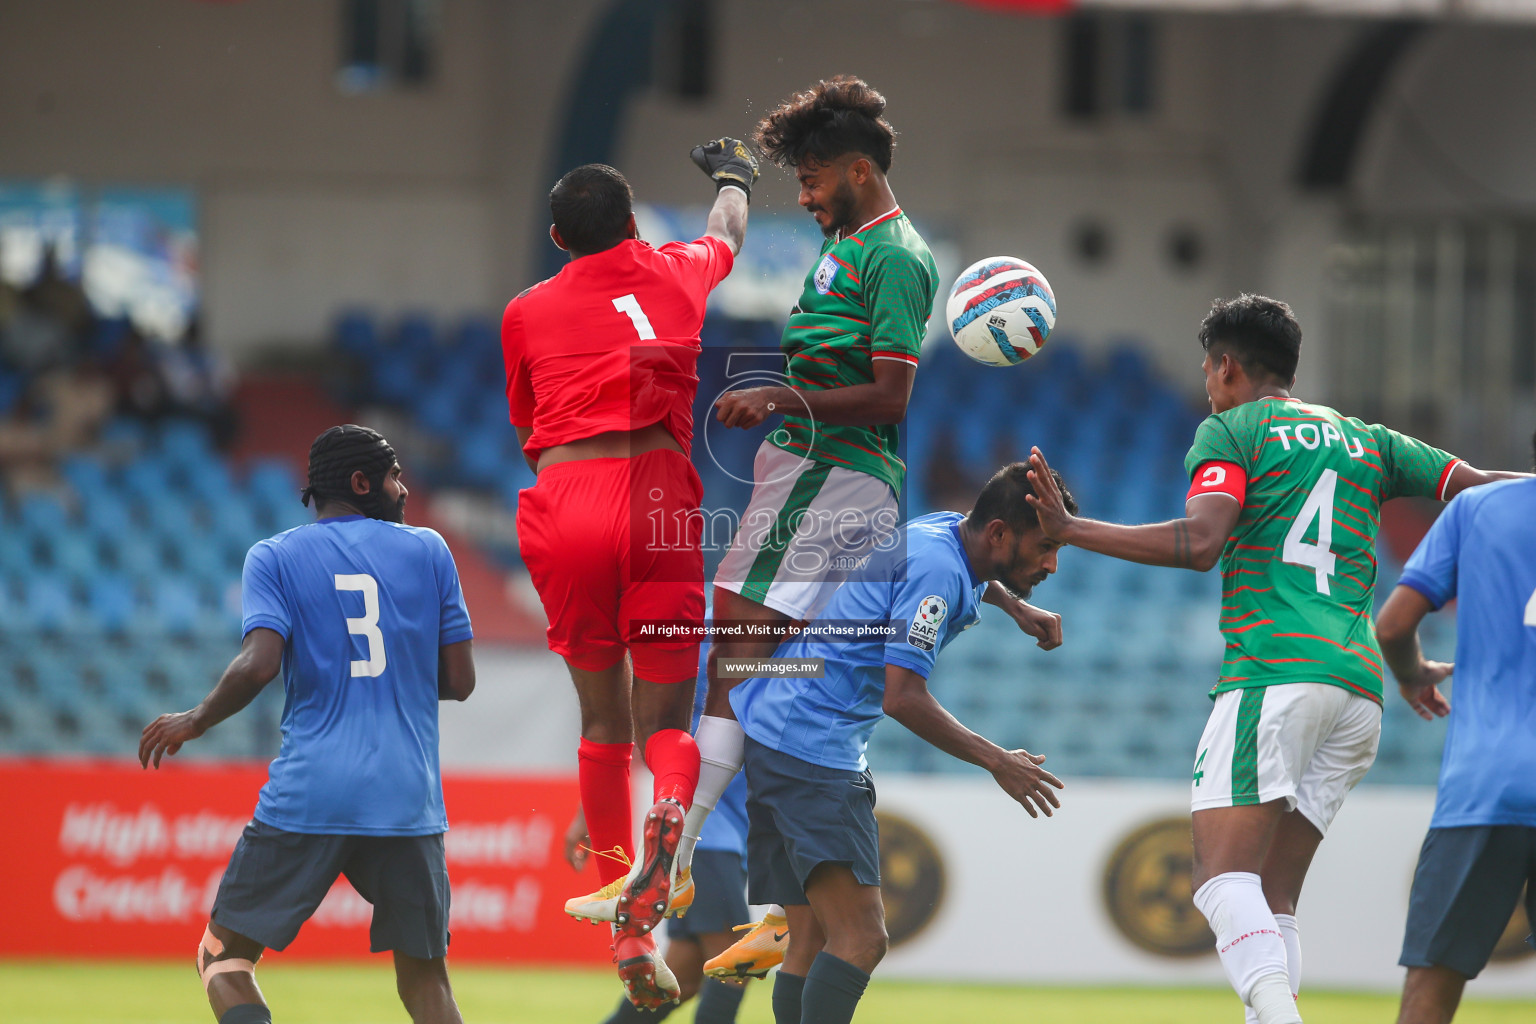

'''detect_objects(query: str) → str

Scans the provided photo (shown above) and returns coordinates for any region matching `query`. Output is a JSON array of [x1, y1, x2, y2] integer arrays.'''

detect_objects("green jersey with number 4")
[[1184, 396, 1460, 703]]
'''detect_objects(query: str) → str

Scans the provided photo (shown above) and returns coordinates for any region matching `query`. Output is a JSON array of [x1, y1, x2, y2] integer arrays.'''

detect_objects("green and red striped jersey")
[[1184, 396, 1461, 703], [771, 208, 938, 494]]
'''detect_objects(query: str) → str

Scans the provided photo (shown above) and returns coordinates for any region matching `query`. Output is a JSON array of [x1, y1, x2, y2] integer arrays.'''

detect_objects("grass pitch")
[[3, 960, 1534, 1023]]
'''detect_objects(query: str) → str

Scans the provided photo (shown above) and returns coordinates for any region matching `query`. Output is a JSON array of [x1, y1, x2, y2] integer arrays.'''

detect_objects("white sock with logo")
[[1244, 913, 1302, 1024], [1193, 872, 1299, 1023], [677, 715, 745, 872]]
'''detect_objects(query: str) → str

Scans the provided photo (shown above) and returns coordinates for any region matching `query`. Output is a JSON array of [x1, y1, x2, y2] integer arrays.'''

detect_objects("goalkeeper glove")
[[691, 138, 760, 200]]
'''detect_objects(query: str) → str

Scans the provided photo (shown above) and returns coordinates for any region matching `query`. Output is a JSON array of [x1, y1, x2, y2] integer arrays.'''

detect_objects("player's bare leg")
[[197, 922, 269, 1024], [393, 952, 464, 1024], [702, 586, 794, 717], [1192, 802, 1303, 1024], [1396, 965, 1467, 1024], [565, 653, 696, 877], [775, 864, 884, 1024]]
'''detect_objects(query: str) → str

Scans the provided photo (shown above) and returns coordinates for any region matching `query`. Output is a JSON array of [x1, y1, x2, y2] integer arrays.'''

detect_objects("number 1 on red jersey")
[[613, 293, 656, 340]]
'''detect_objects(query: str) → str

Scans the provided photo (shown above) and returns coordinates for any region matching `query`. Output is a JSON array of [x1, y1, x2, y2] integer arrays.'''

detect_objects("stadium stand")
[[0, 309, 1454, 780], [328, 310, 1457, 785]]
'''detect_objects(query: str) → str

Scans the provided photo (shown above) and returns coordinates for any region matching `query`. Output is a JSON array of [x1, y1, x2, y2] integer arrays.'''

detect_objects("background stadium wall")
[[7, 1, 1536, 397]]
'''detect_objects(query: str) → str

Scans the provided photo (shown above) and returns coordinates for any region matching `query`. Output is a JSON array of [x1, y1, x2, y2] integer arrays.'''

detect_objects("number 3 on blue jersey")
[[335, 573, 387, 677]]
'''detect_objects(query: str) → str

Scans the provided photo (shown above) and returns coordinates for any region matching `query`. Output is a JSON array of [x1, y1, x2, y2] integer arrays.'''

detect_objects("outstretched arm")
[[883, 663, 1063, 817], [139, 628, 284, 768], [705, 187, 749, 257], [1025, 447, 1240, 571], [1443, 462, 1533, 499], [1376, 585, 1453, 720], [692, 137, 758, 257]]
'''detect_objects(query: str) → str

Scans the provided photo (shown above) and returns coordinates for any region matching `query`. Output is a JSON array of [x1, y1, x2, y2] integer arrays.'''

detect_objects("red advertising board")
[[0, 759, 612, 964]]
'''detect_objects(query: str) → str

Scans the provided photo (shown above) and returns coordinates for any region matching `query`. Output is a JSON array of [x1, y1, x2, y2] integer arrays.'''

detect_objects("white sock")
[[677, 715, 745, 871], [1244, 914, 1300, 1024], [1276, 914, 1301, 999], [1192, 873, 1298, 1023], [767, 904, 785, 919]]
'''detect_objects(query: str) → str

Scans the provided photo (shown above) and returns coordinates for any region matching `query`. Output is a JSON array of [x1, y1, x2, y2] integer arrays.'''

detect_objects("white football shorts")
[[713, 441, 898, 621], [1191, 682, 1382, 835]]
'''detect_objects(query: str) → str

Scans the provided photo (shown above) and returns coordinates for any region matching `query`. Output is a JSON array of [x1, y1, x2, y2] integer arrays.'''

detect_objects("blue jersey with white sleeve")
[[730, 512, 987, 771], [242, 515, 474, 836], [1398, 479, 1536, 828]]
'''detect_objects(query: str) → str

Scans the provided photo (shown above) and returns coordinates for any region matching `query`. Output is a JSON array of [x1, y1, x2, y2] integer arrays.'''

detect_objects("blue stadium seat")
[[0, 530, 35, 576], [158, 419, 215, 465], [60, 454, 111, 497], [88, 574, 140, 634], [99, 415, 151, 457], [109, 535, 170, 583], [0, 368, 24, 416], [148, 577, 204, 637], [20, 574, 79, 633], [246, 459, 301, 508], [42, 532, 102, 581], [18, 493, 72, 536], [334, 309, 380, 361], [121, 457, 177, 504]]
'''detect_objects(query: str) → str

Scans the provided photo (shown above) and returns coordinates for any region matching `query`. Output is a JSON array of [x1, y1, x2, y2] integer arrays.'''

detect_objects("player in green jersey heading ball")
[[1023, 294, 1524, 1024]]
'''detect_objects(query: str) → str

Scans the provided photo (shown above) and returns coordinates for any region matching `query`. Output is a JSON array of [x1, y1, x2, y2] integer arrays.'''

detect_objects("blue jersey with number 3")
[[1398, 479, 1536, 828], [242, 515, 474, 836]]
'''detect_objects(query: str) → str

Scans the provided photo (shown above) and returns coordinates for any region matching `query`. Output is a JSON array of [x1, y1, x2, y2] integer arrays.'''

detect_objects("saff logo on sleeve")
[[907, 596, 947, 651], [813, 254, 838, 295]]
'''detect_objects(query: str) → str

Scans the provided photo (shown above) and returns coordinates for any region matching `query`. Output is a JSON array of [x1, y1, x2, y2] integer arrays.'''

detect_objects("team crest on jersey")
[[907, 595, 947, 651], [813, 254, 838, 295]]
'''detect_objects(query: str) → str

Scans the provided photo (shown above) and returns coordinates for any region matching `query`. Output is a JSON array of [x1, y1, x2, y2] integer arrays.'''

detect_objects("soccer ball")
[[944, 256, 1057, 367]]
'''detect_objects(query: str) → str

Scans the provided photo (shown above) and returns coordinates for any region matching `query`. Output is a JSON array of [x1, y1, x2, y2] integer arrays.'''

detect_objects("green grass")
[[2, 960, 1533, 1023]]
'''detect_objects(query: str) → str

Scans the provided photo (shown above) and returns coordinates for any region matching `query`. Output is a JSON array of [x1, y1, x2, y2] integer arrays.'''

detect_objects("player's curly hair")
[[302, 424, 399, 521], [968, 462, 1077, 535], [755, 76, 896, 172], [1199, 294, 1302, 384]]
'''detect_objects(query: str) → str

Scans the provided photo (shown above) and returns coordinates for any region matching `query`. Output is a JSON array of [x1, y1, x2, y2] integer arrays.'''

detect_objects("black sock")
[[801, 952, 870, 1024], [601, 995, 677, 1023], [219, 1005, 273, 1024], [694, 977, 747, 1023], [772, 970, 806, 1024], [595, 994, 675, 1024]]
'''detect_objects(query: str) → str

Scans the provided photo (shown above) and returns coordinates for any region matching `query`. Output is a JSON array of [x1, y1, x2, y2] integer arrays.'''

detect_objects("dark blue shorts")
[[1400, 825, 1536, 978], [212, 819, 451, 959], [743, 736, 880, 907], [668, 848, 750, 940]]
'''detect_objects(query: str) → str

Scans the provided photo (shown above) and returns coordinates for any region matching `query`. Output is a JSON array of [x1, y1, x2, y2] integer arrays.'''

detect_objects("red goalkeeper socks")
[[644, 728, 700, 808], [577, 738, 634, 885]]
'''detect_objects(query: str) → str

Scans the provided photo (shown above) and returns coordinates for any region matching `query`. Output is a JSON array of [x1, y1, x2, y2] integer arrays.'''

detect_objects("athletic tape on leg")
[[199, 926, 256, 989]]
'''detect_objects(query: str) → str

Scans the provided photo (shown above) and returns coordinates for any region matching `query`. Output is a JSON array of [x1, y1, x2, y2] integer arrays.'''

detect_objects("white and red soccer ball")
[[944, 256, 1057, 367]]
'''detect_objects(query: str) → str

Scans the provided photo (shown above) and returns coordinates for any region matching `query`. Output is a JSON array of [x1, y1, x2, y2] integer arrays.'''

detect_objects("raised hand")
[[691, 138, 761, 198]]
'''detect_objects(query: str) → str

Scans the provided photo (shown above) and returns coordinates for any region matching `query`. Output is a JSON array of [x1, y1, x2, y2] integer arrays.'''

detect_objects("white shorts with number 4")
[[1191, 682, 1382, 836]]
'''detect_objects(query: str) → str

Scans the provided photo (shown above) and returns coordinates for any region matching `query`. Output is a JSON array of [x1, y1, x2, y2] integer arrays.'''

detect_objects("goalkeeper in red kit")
[[500, 141, 756, 1008]]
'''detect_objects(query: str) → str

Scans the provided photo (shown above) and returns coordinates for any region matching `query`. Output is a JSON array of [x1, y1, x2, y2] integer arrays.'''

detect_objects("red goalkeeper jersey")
[[501, 236, 735, 463]]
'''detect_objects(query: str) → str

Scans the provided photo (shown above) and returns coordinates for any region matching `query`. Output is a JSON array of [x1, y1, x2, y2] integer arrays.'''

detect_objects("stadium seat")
[[20, 574, 80, 634], [87, 574, 140, 634], [42, 532, 102, 582]]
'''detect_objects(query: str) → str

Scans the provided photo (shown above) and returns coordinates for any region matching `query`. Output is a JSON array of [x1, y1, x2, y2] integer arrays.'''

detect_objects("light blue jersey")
[[1399, 479, 1536, 829], [242, 515, 474, 836], [730, 512, 988, 771]]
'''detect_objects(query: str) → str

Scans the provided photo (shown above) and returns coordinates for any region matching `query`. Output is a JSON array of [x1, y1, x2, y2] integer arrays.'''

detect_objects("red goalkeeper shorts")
[[516, 448, 704, 683]]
